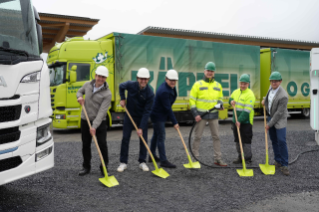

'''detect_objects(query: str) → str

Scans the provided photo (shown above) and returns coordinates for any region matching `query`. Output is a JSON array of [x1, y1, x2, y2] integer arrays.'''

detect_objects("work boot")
[[78, 167, 90, 176], [148, 155, 160, 163], [214, 159, 228, 167], [160, 160, 176, 168], [233, 157, 242, 164], [139, 162, 149, 171], [280, 166, 290, 176], [274, 161, 282, 169], [117, 163, 127, 172]]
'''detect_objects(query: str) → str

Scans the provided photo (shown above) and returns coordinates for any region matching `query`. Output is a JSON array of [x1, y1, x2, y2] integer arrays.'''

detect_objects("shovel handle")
[[123, 106, 159, 169], [82, 105, 107, 171], [233, 107, 246, 170], [177, 128, 190, 156], [263, 106, 269, 151]]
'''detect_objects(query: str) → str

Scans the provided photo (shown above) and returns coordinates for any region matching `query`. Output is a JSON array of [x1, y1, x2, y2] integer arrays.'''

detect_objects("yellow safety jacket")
[[189, 78, 223, 119], [229, 88, 255, 125]]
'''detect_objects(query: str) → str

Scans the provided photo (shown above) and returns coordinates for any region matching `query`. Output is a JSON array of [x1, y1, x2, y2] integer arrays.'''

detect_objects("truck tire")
[[301, 108, 310, 118]]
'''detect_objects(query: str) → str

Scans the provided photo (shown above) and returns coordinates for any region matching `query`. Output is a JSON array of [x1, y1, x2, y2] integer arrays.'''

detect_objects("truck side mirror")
[[69, 65, 77, 84]]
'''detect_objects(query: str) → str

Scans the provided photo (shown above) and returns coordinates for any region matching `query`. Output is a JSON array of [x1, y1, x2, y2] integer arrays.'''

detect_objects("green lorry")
[[47, 33, 310, 129]]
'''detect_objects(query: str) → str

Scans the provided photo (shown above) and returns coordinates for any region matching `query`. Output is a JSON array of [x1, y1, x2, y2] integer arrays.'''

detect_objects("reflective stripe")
[[244, 104, 254, 109], [243, 109, 251, 113], [200, 87, 208, 90], [190, 97, 218, 103], [213, 87, 220, 91], [236, 102, 245, 107], [198, 108, 218, 113]]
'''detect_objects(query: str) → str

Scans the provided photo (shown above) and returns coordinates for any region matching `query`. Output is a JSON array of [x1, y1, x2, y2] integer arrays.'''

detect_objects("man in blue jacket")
[[117, 68, 154, 172], [150, 69, 179, 168]]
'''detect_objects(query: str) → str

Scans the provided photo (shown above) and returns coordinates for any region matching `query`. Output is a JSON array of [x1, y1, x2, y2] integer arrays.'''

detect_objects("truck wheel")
[[301, 108, 310, 118]]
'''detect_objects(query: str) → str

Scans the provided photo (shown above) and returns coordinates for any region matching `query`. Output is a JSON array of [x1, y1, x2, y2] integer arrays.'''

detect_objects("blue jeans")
[[150, 122, 167, 162], [120, 115, 147, 164], [268, 117, 289, 167]]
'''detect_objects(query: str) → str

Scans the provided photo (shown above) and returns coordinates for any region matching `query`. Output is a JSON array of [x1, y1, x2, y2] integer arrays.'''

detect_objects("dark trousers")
[[81, 119, 108, 169], [268, 117, 289, 167], [150, 121, 167, 162], [120, 115, 147, 164], [231, 122, 253, 160]]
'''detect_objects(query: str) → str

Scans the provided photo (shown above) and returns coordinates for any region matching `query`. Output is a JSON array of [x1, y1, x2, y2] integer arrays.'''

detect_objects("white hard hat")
[[137, 68, 150, 78], [95, 66, 108, 77], [166, 69, 178, 80]]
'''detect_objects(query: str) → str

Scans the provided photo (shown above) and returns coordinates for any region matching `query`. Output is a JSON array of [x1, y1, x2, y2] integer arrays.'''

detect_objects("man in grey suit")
[[262, 71, 289, 176]]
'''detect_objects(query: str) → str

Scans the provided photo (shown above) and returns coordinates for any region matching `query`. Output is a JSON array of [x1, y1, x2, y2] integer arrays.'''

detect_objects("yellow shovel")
[[82, 105, 119, 187], [124, 106, 170, 179], [234, 108, 254, 177], [177, 128, 201, 169], [259, 106, 275, 175]]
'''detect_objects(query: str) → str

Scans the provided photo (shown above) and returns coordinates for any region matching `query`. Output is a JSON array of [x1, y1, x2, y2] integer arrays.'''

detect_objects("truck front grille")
[[0, 105, 21, 123], [0, 156, 22, 172], [0, 127, 21, 145]]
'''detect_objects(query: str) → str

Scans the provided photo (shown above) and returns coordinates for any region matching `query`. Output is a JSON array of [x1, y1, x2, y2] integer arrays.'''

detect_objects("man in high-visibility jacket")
[[189, 62, 227, 167], [229, 74, 256, 164]]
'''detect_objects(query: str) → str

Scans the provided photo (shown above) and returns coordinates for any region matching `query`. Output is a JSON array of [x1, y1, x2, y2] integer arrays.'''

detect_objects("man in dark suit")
[[262, 71, 289, 176]]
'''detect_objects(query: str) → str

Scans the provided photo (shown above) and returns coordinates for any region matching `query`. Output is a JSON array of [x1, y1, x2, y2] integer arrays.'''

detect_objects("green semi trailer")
[[47, 33, 310, 129]]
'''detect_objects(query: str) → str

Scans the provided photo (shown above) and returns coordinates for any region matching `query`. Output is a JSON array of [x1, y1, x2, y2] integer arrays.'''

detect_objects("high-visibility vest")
[[230, 88, 255, 124], [189, 79, 223, 114]]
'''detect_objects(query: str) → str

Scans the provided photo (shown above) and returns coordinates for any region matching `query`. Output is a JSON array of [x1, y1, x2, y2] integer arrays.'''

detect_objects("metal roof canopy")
[[39, 13, 99, 53], [138, 26, 319, 50]]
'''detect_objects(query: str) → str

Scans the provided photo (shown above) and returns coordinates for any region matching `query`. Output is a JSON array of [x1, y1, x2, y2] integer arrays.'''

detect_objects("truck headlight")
[[55, 114, 66, 119], [21, 72, 40, 83], [37, 123, 52, 147]]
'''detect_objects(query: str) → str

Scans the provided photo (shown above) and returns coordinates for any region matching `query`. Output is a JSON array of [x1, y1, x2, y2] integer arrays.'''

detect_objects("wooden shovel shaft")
[[233, 107, 246, 170], [177, 128, 190, 156], [82, 105, 107, 170], [123, 106, 159, 169], [263, 106, 269, 165]]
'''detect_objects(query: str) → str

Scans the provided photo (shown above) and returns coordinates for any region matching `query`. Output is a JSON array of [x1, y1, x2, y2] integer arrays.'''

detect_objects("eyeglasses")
[[138, 78, 149, 81]]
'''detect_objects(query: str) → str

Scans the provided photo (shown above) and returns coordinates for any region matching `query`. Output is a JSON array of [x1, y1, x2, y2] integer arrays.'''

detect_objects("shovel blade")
[[236, 168, 254, 177], [259, 164, 275, 175], [99, 175, 119, 187], [152, 168, 170, 179], [183, 161, 201, 169]]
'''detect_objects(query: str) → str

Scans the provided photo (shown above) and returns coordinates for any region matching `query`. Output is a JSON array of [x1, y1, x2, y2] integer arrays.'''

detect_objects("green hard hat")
[[239, 74, 250, 83], [205, 62, 216, 71], [269, 71, 282, 80]]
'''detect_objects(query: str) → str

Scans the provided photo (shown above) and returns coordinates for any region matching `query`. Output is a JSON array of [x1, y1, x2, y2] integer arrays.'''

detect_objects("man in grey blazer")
[[262, 71, 289, 176]]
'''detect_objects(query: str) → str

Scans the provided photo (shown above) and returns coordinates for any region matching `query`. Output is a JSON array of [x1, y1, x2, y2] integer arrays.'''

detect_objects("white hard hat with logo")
[[95, 66, 109, 77], [137, 68, 150, 78], [166, 69, 178, 80]]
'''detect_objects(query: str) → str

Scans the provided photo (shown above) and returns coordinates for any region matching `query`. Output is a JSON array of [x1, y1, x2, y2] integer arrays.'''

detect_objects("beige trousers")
[[193, 119, 221, 160]]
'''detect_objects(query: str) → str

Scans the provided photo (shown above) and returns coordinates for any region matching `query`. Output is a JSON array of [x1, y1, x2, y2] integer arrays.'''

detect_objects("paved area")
[[1, 116, 318, 212]]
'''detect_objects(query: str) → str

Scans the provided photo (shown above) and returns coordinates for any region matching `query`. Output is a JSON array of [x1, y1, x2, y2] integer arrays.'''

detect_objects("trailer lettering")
[[301, 82, 310, 97], [287, 81, 298, 97]]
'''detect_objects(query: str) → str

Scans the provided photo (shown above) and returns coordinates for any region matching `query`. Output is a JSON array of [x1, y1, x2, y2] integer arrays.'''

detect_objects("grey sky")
[[32, 0, 319, 42]]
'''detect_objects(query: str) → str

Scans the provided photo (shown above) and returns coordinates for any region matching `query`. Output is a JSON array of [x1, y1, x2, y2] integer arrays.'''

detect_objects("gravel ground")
[[1, 130, 319, 212]]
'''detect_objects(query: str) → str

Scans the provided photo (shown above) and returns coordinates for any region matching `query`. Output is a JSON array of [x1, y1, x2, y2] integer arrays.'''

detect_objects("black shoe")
[[148, 155, 160, 163], [160, 160, 176, 168], [232, 158, 252, 164], [78, 168, 90, 176], [233, 158, 242, 164]]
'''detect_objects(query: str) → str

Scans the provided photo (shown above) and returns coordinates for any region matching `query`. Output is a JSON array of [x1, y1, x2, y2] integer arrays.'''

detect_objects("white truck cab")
[[0, 0, 54, 185]]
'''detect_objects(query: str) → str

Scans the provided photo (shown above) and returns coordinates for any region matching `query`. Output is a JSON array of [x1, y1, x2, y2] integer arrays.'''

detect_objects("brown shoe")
[[280, 166, 290, 176], [214, 159, 228, 167], [274, 161, 282, 169]]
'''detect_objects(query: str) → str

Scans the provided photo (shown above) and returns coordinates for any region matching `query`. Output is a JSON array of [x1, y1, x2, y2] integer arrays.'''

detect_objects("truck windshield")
[[0, 0, 39, 57], [49, 65, 66, 86]]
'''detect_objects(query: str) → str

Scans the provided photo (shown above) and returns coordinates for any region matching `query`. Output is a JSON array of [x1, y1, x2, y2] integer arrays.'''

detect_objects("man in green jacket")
[[229, 74, 256, 164]]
